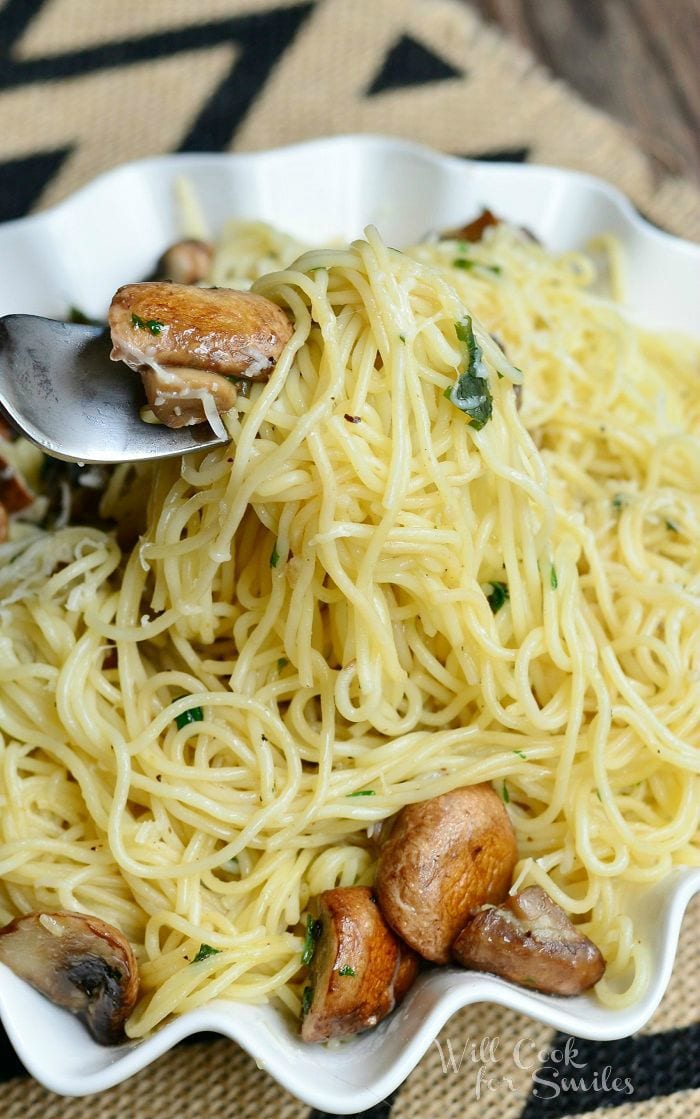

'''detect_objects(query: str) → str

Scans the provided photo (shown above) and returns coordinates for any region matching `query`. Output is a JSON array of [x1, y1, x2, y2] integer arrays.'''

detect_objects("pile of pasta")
[[0, 218, 698, 1036]]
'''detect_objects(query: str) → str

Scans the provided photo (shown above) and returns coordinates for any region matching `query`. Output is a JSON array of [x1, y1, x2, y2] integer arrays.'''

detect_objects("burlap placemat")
[[0, 1, 698, 1116]]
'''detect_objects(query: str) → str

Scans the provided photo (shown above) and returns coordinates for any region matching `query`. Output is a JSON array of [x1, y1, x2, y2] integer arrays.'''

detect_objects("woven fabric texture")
[[0, 1, 698, 1117]]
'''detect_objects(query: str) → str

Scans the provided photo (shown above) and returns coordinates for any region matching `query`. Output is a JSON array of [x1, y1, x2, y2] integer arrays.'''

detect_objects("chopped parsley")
[[487, 581, 509, 614], [175, 706, 203, 729], [270, 545, 280, 567], [301, 915, 322, 966], [665, 519, 679, 533], [445, 316, 493, 431], [513, 749, 527, 760], [550, 564, 558, 590], [277, 657, 289, 670], [612, 494, 626, 511], [452, 258, 501, 275], [192, 944, 220, 963], [131, 313, 165, 335], [347, 789, 376, 797], [67, 306, 102, 326], [595, 788, 602, 802], [502, 781, 510, 804], [338, 965, 356, 977], [301, 985, 313, 1017], [399, 333, 406, 343]]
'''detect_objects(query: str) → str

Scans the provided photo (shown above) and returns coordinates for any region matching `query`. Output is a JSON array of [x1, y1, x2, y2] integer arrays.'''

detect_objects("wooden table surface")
[[465, 0, 700, 183]]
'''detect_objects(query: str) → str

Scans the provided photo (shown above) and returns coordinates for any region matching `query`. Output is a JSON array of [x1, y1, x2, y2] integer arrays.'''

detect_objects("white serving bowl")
[[0, 135, 698, 1113]]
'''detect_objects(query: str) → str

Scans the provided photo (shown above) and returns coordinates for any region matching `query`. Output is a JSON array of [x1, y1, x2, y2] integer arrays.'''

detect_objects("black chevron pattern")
[[0, 147, 72, 220], [0, 0, 315, 219], [366, 34, 463, 95], [0, 4, 696, 1119]]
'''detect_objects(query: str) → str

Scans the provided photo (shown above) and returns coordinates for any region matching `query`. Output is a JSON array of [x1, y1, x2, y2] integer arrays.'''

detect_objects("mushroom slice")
[[0, 911, 139, 1044], [157, 239, 214, 285], [441, 209, 501, 243], [452, 886, 605, 995], [140, 365, 238, 429], [376, 784, 517, 964], [108, 282, 293, 429], [300, 886, 419, 1043], [0, 455, 34, 514]]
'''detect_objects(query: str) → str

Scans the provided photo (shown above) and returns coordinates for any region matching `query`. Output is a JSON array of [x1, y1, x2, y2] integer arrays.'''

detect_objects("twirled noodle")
[[0, 220, 698, 1034]]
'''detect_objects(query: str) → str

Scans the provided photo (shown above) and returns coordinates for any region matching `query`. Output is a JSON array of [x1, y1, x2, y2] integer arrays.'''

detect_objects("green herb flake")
[[192, 943, 220, 963], [665, 519, 679, 533], [502, 781, 510, 804], [301, 985, 313, 1018], [453, 259, 501, 275], [68, 306, 102, 326], [347, 789, 376, 797], [487, 581, 509, 614], [270, 545, 280, 568], [399, 333, 406, 343], [131, 313, 165, 335], [277, 657, 289, 670], [550, 564, 558, 590], [301, 915, 322, 966], [513, 749, 527, 760], [446, 316, 493, 431], [338, 965, 356, 977], [175, 706, 203, 730], [595, 788, 602, 802], [612, 494, 625, 511]]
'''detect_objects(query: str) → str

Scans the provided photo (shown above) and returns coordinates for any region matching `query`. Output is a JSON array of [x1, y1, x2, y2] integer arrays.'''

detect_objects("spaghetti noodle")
[[0, 218, 698, 1035]]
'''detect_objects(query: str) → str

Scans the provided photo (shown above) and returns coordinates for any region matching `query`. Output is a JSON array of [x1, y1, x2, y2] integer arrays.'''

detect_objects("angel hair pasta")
[[0, 218, 698, 1037]]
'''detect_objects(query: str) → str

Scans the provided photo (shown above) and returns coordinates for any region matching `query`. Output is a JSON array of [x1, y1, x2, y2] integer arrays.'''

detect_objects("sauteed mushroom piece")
[[0, 911, 139, 1044], [0, 453, 35, 541], [0, 455, 34, 514], [376, 784, 517, 963], [157, 239, 214, 285], [108, 282, 292, 428], [301, 886, 418, 1043], [441, 208, 501, 243], [452, 886, 605, 995]]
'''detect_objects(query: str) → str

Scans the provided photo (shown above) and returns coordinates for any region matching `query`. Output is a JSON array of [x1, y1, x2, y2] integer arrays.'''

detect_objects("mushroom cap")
[[108, 282, 292, 378], [301, 886, 419, 1043], [0, 911, 139, 1044], [440, 209, 501, 243], [452, 886, 606, 995], [375, 784, 517, 963], [157, 240, 214, 286]]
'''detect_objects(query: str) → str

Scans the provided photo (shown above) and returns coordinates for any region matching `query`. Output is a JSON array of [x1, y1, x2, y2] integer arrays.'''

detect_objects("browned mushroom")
[[157, 239, 214, 285], [108, 282, 293, 428], [0, 502, 7, 543], [452, 885, 605, 995], [300, 886, 419, 1043], [441, 209, 501, 243], [375, 784, 517, 964], [0, 455, 34, 514], [0, 911, 139, 1044]]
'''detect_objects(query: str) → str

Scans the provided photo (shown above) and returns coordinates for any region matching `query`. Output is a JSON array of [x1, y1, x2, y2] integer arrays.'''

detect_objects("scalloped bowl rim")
[[0, 135, 698, 1114]]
